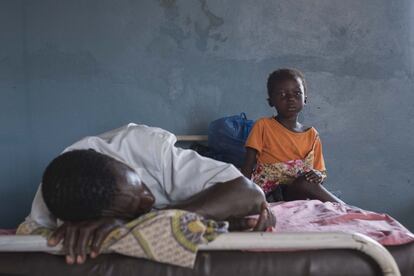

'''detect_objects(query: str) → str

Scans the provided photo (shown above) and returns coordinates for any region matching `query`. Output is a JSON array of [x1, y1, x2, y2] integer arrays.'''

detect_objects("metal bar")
[[176, 135, 208, 142], [199, 232, 400, 276], [0, 232, 400, 276]]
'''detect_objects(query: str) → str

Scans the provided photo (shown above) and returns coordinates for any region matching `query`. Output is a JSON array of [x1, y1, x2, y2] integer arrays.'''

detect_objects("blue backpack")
[[207, 113, 255, 167]]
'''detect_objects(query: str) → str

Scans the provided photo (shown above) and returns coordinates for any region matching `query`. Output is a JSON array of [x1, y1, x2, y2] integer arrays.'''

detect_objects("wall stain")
[[167, 67, 184, 100], [195, 0, 227, 51], [157, 0, 227, 51], [27, 44, 100, 81], [266, 53, 407, 80], [159, 0, 176, 9], [158, 0, 190, 49]]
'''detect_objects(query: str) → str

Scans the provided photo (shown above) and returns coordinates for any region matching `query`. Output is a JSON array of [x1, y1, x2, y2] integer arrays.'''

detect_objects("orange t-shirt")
[[245, 117, 326, 172]]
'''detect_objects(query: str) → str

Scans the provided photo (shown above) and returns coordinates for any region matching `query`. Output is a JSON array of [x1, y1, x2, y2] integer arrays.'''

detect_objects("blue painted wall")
[[1, 0, 413, 229]]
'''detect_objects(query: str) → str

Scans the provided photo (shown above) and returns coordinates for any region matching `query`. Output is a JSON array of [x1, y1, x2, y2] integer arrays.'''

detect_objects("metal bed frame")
[[0, 135, 402, 276], [0, 232, 401, 276]]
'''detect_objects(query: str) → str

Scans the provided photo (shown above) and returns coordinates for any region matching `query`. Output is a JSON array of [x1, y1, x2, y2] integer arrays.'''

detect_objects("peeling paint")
[[157, 0, 227, 51], [27, 44, 100, 81]]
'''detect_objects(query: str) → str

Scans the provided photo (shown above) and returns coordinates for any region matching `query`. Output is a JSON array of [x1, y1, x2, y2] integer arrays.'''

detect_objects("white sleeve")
[[160, 144, 243, 205], [23, 183, 57, 229]]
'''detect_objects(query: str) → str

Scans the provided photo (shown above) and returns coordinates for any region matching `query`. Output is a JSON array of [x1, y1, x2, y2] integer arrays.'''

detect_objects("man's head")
[[42, 149, 154, 222]]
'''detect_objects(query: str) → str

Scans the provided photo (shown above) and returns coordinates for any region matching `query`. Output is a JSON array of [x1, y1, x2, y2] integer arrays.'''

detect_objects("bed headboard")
[[176, 135, 208, 142]]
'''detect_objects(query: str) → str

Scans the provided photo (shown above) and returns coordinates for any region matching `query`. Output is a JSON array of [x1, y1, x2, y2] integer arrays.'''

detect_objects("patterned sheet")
[[16, 209, 228, 268]]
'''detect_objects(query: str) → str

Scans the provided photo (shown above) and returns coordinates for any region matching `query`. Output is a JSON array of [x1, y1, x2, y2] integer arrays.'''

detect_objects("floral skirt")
[[252, 159, 312, 194]]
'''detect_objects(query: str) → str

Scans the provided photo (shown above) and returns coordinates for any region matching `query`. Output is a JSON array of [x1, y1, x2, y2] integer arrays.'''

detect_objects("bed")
[[1, 135, 413, 276], [1, 200, 414, 276], [0, 231, 414, 276]]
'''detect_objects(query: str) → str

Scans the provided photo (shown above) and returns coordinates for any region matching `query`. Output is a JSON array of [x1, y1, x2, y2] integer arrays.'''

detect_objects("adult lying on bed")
[[23, 123, 275, 265]]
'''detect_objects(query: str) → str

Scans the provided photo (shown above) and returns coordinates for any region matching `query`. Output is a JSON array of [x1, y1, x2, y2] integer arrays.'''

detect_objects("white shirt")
[[26, 123, 242, 228]]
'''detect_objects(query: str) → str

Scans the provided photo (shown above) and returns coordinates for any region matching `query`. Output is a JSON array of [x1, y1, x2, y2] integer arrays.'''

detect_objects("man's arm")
[[170, 176, 275, 231], [171, 176, 262, 219]]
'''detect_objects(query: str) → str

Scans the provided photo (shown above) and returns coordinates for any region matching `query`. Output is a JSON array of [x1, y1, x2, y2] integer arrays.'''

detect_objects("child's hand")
[[304, 170, 323, 185]]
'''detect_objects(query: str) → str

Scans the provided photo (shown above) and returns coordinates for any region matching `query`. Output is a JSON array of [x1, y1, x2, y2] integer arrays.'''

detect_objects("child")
[[241, 68, 342, 203]]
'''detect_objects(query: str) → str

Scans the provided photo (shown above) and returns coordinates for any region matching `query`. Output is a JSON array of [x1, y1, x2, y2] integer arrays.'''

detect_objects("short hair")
[[41, 149, 119, 221], [267, 68, 307, 96]]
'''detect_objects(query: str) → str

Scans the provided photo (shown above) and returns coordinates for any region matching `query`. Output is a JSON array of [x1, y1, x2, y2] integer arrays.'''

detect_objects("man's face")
[[101, 166, 155, 220]]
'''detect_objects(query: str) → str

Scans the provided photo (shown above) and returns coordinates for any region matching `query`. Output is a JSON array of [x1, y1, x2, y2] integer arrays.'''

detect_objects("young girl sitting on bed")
[[241, 68, 342, 203]]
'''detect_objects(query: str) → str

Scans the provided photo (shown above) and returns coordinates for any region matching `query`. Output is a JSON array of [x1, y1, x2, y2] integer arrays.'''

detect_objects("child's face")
[[268, 77, 306, 118]]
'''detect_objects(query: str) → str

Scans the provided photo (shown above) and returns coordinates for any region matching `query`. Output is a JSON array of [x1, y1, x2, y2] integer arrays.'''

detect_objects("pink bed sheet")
[[269, 200, 414, 246], [0, 229, 16, 235], [2, 201, 413, 246]]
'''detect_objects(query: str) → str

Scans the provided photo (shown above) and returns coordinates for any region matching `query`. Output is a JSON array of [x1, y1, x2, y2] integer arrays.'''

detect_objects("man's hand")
[[47, 217, 125, 264], [303, 170, 324, 185], [228, 202, 276, 231]]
